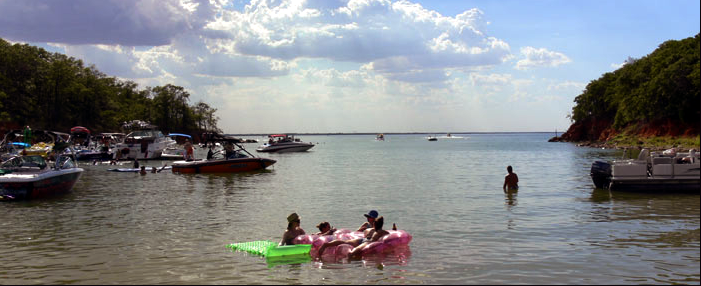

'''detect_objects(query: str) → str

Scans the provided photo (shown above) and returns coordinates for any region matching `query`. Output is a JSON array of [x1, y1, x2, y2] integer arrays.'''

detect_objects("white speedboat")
[[161, 133, 192, 160], [1, 151, 84, 200], [256, 134, 314, 153], [591, 148, 700, 192], [113, 122, 175, 160]]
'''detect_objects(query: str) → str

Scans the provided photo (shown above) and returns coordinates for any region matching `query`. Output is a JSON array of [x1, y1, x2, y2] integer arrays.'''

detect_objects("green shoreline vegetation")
[[0, 38, 221, 136], [552, 33, 700, 151]]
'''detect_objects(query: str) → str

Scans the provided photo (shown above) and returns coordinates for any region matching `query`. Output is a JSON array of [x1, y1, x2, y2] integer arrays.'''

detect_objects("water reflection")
[[504, 190, 518, 209]]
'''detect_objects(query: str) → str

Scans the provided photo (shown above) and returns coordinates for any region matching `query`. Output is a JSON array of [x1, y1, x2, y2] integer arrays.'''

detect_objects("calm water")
[[1, 133, 699, 284]]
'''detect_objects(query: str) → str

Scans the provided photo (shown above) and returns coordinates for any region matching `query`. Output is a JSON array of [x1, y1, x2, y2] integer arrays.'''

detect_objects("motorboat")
[[161, 133, 192, 160], [591, 148, 700, 192], [113, 121, 175, 160], [172, 143, 275, 173], [256, 134, 314, 153], [0, 129, 71, 159], [0, 149, 84, 200], [70, 126, 113, 161], [376, 134, 385, 141], [427, 136, 438, 141]]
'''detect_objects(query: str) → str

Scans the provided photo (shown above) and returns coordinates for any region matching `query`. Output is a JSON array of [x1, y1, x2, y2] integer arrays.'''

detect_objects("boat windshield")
[[127, 130, 163, 138], [1, 155, 47, 169]]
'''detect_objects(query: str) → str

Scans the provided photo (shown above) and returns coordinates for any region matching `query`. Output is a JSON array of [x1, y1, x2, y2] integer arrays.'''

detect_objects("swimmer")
[[139, 165, 147, 175], [151, 167, 157, 173], [503, 165, 519, 192]]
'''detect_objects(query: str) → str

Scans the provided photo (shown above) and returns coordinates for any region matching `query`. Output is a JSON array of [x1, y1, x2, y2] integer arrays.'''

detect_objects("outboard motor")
[[590, 161, 612, 189]]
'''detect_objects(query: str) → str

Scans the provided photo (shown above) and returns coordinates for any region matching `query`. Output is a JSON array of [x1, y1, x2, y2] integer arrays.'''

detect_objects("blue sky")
[[1, 0, 698, 133]]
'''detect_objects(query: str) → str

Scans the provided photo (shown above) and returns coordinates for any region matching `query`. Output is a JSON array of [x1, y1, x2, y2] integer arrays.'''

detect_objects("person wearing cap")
[[357, 210, 379, 232], [318, 211, 379, 256], [348, 216, 390, 259], [314, 221, 337, 236], [280, 213, 305, 246]]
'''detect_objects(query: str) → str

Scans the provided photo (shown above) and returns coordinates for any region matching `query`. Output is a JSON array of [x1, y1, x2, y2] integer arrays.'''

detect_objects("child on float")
[[314, 221, 337, 236]]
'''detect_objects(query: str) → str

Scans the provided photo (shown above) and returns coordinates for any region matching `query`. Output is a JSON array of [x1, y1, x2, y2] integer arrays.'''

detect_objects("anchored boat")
[[256, 134, 314, 153], [172, 142, 275, 174], [591, 148, 700, 192], [1, 149, 84, 200]]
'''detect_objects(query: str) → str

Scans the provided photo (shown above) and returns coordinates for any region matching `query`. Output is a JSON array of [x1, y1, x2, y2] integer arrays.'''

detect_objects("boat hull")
[[0, 169, 84, 200], [171, 158, 276, 174], [609, 178, 701, 192], [76, 151, 113, 161]]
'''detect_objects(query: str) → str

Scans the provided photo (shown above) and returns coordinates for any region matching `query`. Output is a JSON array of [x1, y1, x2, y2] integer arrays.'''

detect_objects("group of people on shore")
[[280, 210, 397, 259]]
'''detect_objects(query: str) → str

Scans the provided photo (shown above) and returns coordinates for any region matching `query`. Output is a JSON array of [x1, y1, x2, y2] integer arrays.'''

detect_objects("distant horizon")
[[225, 131, 561, 136]]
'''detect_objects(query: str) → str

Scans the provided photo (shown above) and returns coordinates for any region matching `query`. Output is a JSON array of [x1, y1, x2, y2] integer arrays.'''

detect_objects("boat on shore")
[[256, 134, 314, 153], [590, 148, 700, 192], [0, 149, 84, 200], [172, 142, 275, 174]]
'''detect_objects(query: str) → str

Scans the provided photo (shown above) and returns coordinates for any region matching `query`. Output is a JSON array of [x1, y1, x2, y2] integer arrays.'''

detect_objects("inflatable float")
[[226, 240, 312, 267], [227, 229, 412, 266], [292, 229, 412, 263]]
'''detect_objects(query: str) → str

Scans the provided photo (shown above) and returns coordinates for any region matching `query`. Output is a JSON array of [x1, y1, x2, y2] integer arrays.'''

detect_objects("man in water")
[[503, 165, 519, 192], [280, 213, 305, 246]]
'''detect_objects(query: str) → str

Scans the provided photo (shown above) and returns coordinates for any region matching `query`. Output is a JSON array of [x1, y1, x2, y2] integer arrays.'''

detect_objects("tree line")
[[0, 38, 222, 136], [569, 33, 700, 133]]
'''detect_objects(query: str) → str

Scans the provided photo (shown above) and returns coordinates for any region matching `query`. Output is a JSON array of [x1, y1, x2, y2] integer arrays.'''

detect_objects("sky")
[[0, 0, 699, 134]]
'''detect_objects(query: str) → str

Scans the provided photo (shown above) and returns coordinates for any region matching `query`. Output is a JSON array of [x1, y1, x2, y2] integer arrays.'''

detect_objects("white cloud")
[[515, 46, 571, 70]]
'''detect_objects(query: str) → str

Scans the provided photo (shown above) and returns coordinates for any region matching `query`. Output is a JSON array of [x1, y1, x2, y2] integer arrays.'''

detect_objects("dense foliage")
[[570, 34, 700, 130], [0, 38, 221, 135]]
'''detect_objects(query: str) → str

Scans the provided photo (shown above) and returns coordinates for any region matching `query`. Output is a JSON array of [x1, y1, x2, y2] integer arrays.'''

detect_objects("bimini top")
[[167, 133, 192, 138], [70, 126, 90, 134]]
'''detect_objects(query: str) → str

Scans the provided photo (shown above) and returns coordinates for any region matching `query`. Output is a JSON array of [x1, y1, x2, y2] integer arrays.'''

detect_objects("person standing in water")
[[503, 165, 519, 192]]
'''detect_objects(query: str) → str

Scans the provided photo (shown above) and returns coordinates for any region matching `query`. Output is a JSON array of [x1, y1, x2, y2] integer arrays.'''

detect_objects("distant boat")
[[256, 134, 314, 153], [376, 134, 385, 141], [427, 136, 437, 141]]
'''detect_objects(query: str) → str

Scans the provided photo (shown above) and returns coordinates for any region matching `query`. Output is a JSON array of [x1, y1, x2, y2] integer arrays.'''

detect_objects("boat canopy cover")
[[70, 126, 90, 134], [167, 133, 192, 138]]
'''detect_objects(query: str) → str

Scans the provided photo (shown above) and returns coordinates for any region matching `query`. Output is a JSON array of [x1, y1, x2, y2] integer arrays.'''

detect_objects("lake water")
[[1, 133, 699, 284]]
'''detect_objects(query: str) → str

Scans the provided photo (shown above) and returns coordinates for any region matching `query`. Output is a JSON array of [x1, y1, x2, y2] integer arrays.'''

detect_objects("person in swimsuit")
[[347, 216, 390, 259], [314, 221, 337, 236], [357, 210, 378, 231], [280, 213, 305, 246], [318, 211, 379, 255], [503, 165, 519, 192]]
